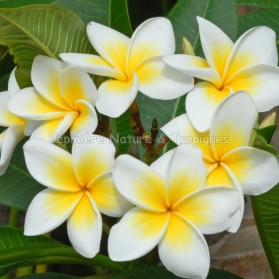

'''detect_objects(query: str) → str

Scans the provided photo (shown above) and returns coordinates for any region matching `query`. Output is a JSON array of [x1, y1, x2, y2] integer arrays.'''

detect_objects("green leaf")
[[137, 0, 238, 154], [110, 110, 133, 155], [236, 0, 279, 8], [0, 5, 93, 88], [252, 184, 279, 278], [238, 9, 279, 52], [0, 227, 123, 276], [0, 226, 67, 275], [57, 0, 132, 35], [0, 0, 56, 8], [0, 0, 133, 35], [18, 274, 80, 279], [255, 125, 277, 143], [168, 0, 238, 55], [112, 266, 243, 279], [0, 139, 44, 210]]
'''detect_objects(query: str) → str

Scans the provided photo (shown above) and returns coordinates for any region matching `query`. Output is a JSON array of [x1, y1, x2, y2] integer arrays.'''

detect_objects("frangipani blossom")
[[164, 17, 279, 132], [23, 136, 131, 258], [109, 144, 240, 279], [8, 56, 98, 142], [162, 92, 279, 230], [60, 18, 193, 118], [0, 69, 38, 175]]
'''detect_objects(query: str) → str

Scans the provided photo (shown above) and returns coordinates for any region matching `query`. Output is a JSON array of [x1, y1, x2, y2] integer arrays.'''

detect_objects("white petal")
[[24, 189, 82, 235], [197, 17, 233, 78], [96, 74, 138, 118], [211, 92, 258, 159], [87, 21, 129, 77], [220, 163, 245, 233], [163, 54, 221, 85], [24, 120, 43, 136], [8, 68, 20, 96], [166, 144, 207, 207], [108, 207, 169, 261], [60, 53, 121, 78], [70, 101, 97, 138], [223, 146, 279, 195], [224, 26, 278, 81], [158, 214, 209, 279], [128, 17, 175, 71], [59, 66, 97, 107], [23, 139, 80, 191], [113, 154, 166, 212], [72, 134, 115, 186], [227, 64, 279, 112], [150, 149, 175, 179], [136, 57, 193, 99], [161, 113, 214, 159], [0, 91, 24, 126], [7, 87, 67, 120], [175, 187, 241, 234], [67, 193, 102, 258], [186, 82, 232, 132], [31, 56, 69, 109], [30, 112, 77, 142], [88, 172, 132, 217], [0, 126, 24, 175]]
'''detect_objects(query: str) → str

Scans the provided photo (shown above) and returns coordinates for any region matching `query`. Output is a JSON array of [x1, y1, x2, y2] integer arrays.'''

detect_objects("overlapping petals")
[[162, 92, 279, 198], [0, 69, 33, 175], [164, 16, 279, 132], [109, 144, 240, 278], [23, 136, 131, 258], [8, 56, 98, 142], [61, 17, 194, 117]]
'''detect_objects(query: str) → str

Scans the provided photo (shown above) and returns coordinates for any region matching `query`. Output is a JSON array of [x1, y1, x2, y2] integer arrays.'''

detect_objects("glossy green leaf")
[[137, 0, 238, 154], [57, 0, 132, 35], [255, 125, 277, 143], [0, 5, 93, 88], [112, 266, 243, 279], [0, 139, 44, 210], [168, 0, 238, 55], [0, 227, 122, 276], [0, 0, 132, 34], [0, 0, 55, 8], [236, 0, 279, 8], [252, 184, 279, 278], [0, 226, 67, 275], [18, 273, 80, 279], [238, 9, 279, 52]]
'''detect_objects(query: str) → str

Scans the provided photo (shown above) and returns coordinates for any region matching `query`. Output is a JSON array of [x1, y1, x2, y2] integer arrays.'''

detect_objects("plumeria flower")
[[23, 136, 131, 258], [0, 69, 38, 175], [109, 144, 240, 279], [8, 56, 98, 142], [164, 17, 279, 132], [60, 17, 193, 118], [162, 92, 279, 231]]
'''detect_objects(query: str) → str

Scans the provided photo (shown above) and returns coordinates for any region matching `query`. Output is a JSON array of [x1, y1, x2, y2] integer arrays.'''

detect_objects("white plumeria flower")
[[8, 56, 98, 142], [162, 92, 279, 231], [0, 69, 39, 175], [60, 17, 193, 118], [23, 136, 131, 258], [109, 144, 240, 279], [164, 17, 279, 132]]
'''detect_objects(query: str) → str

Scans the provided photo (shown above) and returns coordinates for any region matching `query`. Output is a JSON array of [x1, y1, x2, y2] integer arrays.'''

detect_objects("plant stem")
[[130, 101, 145, 136], [102, 115, 110, 138], [8, 208, 19, 227], [1, 248, 124, 273], [155, 136, 170, 153]]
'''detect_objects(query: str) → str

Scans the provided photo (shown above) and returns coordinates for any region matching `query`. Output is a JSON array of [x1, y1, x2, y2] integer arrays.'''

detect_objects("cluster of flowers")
[[1, 16, 279, 279]]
